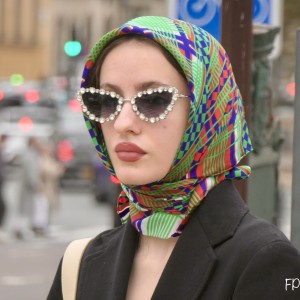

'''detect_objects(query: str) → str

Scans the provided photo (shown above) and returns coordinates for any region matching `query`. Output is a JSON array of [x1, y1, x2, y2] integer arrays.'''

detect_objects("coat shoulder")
[[235, 212, 292, 251], [224, 210, 298, 267], [231, 213, 300, 299], [84, 224, 126, 257]]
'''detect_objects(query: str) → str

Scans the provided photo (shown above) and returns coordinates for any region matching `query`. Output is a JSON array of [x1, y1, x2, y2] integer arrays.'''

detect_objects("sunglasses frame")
[[76, 86, 189, 124]]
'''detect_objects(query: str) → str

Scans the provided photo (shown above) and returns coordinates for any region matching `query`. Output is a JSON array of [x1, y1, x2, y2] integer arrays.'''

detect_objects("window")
[[0, 0, 39, 46]]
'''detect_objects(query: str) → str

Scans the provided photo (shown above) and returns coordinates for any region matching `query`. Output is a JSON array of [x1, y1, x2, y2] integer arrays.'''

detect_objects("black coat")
[[47, 180, 300, 299]]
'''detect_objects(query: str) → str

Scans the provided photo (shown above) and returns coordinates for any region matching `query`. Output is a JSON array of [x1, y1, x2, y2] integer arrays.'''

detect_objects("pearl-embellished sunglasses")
[[76, 86, 189, 124]]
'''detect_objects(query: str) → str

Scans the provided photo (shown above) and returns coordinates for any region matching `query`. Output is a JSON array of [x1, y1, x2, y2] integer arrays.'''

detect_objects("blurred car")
[[0, 90, 57, 136], [0, 92, 58, 181], [0, 101, 56, 136], [55, 100, 96, 188], [92, 157, 121, 203], [92, 158, 122, 227]]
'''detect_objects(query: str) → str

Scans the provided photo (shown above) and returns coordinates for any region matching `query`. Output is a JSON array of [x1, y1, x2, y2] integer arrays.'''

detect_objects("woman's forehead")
[[99, 41, 187, 91]]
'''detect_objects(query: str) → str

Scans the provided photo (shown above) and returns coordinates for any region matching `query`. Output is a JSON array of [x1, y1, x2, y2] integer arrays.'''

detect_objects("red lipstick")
[[115, 142, 146, 162]]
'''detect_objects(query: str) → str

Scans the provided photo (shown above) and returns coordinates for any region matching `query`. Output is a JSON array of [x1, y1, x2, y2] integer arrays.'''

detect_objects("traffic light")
[[64, 25, 82, 57], [10, 74, 24, 86], [64, 40, 82, 57]]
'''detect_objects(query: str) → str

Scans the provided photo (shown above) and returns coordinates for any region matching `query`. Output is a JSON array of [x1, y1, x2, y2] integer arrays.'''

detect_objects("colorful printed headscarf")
[[80, 16, 253, 239]]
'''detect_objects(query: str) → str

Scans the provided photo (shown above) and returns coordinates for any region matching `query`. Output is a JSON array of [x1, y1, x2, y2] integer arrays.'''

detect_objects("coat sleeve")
[[233, 240, 300, 299], [47, 259, 63, 300]]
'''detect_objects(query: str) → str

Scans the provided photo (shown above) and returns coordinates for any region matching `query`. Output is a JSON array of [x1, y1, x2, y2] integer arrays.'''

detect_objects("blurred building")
[[0, 0, 167, 81]]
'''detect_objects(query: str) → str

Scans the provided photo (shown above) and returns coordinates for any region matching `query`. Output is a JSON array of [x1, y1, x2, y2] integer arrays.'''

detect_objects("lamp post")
[[221, 0, 253, 203]]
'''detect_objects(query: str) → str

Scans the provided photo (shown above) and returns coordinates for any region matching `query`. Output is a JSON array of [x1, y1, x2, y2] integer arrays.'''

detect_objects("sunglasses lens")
[[82, 92, 118, 118], [137, 91, 173, 118]]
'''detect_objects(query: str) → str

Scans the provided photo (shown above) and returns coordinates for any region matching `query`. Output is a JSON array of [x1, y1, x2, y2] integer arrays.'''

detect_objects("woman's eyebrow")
[[135, 81, 168, 91], [99, 83, 123, 94], [99, 81, 169, 95]]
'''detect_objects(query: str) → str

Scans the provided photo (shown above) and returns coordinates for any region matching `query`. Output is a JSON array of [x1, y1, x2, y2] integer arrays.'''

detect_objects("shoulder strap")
[[61, 237, 93, 300]]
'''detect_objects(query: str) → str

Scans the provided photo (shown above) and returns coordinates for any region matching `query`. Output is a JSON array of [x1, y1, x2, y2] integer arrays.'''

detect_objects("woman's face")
[[100, 40, 190, 185]]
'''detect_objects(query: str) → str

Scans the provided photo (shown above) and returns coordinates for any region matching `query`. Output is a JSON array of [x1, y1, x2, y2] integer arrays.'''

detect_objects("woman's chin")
[[119, 178, 150, 186], [116, 173, 162, 186], [113, 165, 168, 186]]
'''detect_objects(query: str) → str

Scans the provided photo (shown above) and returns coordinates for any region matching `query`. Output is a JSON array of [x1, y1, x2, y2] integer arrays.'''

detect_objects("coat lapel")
[[78, 220, 138, 300], [109, 221, 139, 299], [152, 215, 217, 300]]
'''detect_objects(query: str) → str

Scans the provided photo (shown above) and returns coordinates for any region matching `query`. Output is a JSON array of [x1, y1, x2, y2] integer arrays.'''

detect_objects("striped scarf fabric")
[[81, 16, 253, 239]]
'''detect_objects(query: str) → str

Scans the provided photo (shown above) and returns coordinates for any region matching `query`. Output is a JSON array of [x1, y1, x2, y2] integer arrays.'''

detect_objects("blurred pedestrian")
[[48, 16, 300, 299], [15, 136, 38, 238], [15, 137, 50, 238], [39, 143, 64, 215], [21, 137, 65, 237]]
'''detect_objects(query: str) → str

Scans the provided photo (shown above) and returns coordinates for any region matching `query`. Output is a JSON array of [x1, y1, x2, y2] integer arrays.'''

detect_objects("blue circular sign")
[[179, 0, 221, 27], [177, 0, 222, 40], [175, 0, 272, 41], [253, 0, 271, 24]]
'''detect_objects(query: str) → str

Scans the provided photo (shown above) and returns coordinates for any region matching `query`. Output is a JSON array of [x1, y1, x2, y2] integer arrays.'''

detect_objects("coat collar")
[[194, 179, 249, 247], [96, 180, 248, 299]]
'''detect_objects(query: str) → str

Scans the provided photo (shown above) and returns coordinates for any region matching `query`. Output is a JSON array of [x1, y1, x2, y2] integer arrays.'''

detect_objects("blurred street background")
[[0, 0, 299, 299]]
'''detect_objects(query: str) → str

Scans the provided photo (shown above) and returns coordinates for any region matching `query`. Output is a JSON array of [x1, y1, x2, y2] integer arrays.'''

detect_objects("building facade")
[[0, 0, 167, 81]]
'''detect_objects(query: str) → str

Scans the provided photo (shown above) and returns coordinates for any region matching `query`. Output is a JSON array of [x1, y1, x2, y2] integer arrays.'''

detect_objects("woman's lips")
[[115, 142, 146, 162]]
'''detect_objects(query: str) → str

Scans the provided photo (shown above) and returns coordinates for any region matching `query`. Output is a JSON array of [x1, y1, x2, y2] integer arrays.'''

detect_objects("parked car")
[[0, 92, 57, 182], [0, 90, 57, 136], [92, 158, 122, 227], [55, 103, 96, 188]]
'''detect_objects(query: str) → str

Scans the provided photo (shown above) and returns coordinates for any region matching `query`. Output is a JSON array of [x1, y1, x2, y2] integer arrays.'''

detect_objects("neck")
[[137, 235, 179, 260]]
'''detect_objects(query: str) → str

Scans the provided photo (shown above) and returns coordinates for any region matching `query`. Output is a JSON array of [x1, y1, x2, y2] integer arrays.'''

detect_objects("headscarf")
[[80, 16, 253, 239]]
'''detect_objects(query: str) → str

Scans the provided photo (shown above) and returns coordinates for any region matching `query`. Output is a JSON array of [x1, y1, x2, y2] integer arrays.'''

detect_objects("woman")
[[48, 16, 300, 299]]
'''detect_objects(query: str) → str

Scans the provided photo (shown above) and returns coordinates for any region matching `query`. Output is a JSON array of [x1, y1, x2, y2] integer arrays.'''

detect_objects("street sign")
[[168, 0, 222, 40], [168, 0, 283, 57], [253, 0, 271, 24]]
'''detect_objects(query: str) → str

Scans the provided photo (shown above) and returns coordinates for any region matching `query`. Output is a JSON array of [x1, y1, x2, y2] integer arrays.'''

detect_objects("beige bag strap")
[[61, 237, 93, 300]]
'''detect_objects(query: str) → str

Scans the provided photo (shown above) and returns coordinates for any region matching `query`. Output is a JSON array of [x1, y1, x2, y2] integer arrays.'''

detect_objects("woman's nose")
[[113, 101, 141, 135]]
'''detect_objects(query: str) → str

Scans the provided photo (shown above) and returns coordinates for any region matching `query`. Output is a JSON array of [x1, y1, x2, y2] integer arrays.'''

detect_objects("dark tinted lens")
[[137, 91, 172, 117], [82, 92, 118, 118]]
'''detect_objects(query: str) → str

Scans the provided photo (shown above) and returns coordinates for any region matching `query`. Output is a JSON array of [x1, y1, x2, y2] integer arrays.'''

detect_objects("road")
[[0, 184, 115, 300]]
